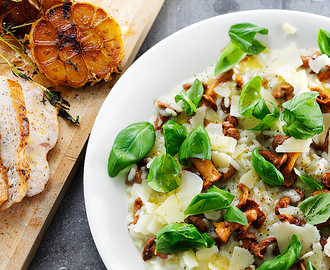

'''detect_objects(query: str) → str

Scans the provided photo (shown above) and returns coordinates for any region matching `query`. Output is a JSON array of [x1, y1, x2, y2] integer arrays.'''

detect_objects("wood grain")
[[0, 0, 164, 269]]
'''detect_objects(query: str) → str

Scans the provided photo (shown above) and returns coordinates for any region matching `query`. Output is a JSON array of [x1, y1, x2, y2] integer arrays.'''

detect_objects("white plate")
[[84, 9, 330, 269]]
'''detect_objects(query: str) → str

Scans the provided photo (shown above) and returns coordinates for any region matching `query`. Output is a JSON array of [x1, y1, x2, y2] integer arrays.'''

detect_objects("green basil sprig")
[[318, 29, 330, 57], [298, 192, 330, 225], [214, 23, 268, 76], [179, 125, 211, 166], [214, 42, 247, 75], [155, 223, 215, 254], [184, 186, 235, 215], [163, 120, 187, 156], [224, 206, 248, 226], [257, 234, 301, 270], [307, 261, 317, 270], [108, 122, 155, 177], [147, 154, 180, 193], [251, 147, 284, 187], [239, 76, 279, 130], [294, 168, 324, 191], [229, 23, 268, 55], [281, 91, 323, 140], [175, 78, 204, 116]]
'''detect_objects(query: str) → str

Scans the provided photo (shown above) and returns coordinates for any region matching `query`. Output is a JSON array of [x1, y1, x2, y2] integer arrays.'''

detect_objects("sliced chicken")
[[17, 78, 59, 197], [0, 77, 30, 210], [0, 76, 58, 210]]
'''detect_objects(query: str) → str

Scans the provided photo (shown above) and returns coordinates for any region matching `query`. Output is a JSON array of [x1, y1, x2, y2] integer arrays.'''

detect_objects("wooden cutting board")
[[0, 0, 164, 269]]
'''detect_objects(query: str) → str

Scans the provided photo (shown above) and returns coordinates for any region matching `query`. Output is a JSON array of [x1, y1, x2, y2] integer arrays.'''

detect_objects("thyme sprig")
[[0, 53, 80, 124]]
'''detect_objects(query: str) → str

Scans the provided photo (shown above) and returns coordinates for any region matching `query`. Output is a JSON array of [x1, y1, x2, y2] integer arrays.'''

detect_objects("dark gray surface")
[[28, 0, 330, 269]]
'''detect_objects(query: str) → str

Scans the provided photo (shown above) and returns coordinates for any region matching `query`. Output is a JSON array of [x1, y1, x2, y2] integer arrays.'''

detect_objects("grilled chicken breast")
[[19, 78, 58, 197], [0, 77, 30, 210], [0, 76, 58, 210]]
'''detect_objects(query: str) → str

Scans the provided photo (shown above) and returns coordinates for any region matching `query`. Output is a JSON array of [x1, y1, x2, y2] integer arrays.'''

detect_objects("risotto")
[[108, 23, 330, 270]]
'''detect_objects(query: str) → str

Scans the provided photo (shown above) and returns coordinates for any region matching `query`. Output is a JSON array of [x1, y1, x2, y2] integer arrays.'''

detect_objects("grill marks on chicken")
[[0, 76, 58, 210]]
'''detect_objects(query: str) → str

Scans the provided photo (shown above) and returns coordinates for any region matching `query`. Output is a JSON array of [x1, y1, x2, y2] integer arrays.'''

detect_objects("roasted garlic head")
[[29, 1, 125, 88]]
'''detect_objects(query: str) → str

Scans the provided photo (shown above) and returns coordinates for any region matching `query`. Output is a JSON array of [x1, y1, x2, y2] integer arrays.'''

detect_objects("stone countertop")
[[28, 0, 330, 269]]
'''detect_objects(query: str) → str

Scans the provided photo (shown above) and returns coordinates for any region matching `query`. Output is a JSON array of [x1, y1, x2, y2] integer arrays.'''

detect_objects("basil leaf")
[[257, 234, 301, 270], [214, 42, 247, 76], [251, 147, 284, 187], [155, 223, 215, 254], [239, 76, 263, 117], [184, 186, 235, 215], [307, 261, 317, 270], [281, 92, 324, 140], [163, 120, 187, 156], [179, 125, 211, 166], [250, 102, 279, 131], [252, 96, 271, 120], [298, 192, 330, 225], [147, 154, 180, 193], [175, 78, 204, 116], [224, 206, 248, 226], [318, 29, 330, 57], [108, 122, 155, 177], [294, 168, 324, 191], [229, 22, 268, 55]]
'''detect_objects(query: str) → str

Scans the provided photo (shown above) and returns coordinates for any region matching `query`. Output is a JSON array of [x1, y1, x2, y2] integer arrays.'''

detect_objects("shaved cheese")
[[206, 123, 237, 153], [308, 243, 328, 270], [260, 87, 279, 106], [134, 214, 153, 235], [264, 43, 309, 95], [239, 169, 260, 189], [147, 215, 163, 235], [196, 246, 219, 261], [190, 107, 206, 129], [176, 170, 203, 208], [273, 222, 320, 257], [182, 249, 198, 269], [205, 122, 222, 134], [313, 113, 330, 144], [275, 137, 312, 153], [155, 194, 184, 224], [309, 54, 330, 73], [285, 69, 310, 95], [228, 247, 254, 270], [209, 256, 230, 270], [324, 236, 330, 257], [212, 151, 231, 168], [282, 22, 297, 35], [205, 107, 221, 122], [267, 43, 303, 73], [278, 206, 303, 216], [230, 95, 240, 117]]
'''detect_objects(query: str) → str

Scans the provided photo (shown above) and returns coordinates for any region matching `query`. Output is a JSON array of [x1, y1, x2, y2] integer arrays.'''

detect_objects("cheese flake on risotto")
[[107, 23, 330, 270]]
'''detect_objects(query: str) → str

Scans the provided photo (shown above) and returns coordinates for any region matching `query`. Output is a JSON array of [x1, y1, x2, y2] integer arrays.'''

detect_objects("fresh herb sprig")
[[281, 91, 323, 140], [214, 23, 268, 75], [238, 76, 279, 130], [107, 122, 156, 177], [294, 168, 324, 191], [175, 78, 204, 116], [147, 154, 180, 193], [155, 223, 215, 254], [184, 186, 235, 215], [251, 147, 284, 187], [298, 192, 330, 225]]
